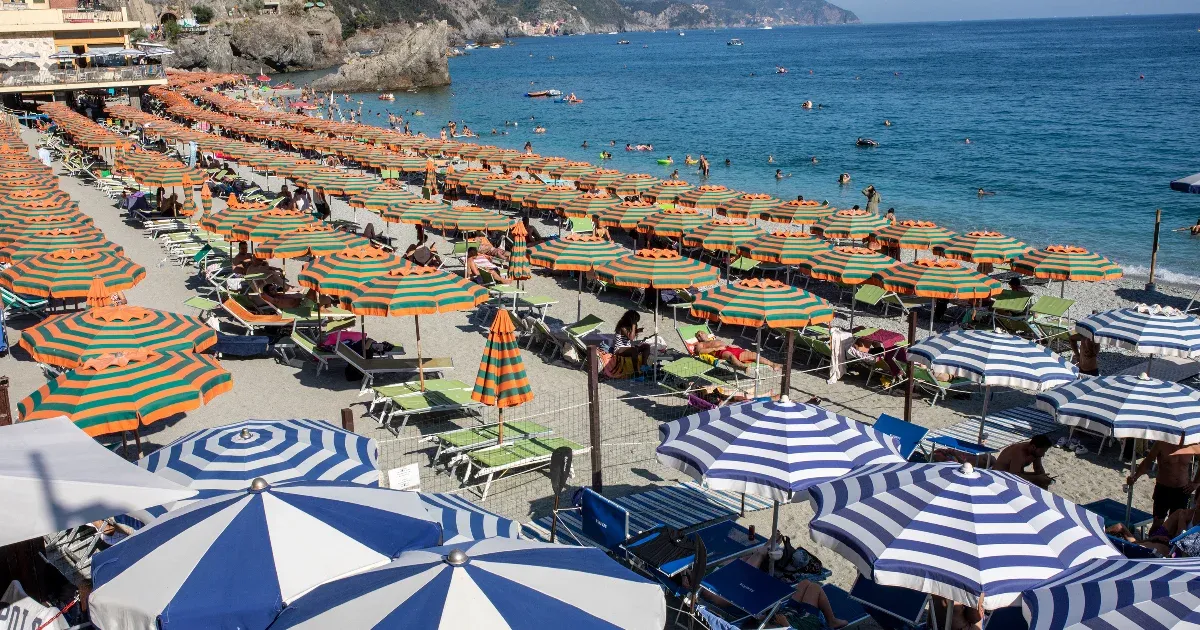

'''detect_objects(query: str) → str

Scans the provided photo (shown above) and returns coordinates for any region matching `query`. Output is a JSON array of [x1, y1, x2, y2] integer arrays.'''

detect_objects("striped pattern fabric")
[[294, 170, 376, 196], [0, 249, 146, 299], [529, 234, 626, 271], [0, 213, 92, 247], [416, 491, 521, 544], [808, 462, 1119, 609], [0, 188, 68, 208], [257, 224, 370, 259], [717, 193, 780, 219], [422, 205, 514, 232], [871, 220, 955, 250], [689, 278, 835, 328], [644, 179, 695, 203], [761, 200, 835, 225], [907, 330, 1078, 390], [499, 153, 541, 172], [340, 266, 488, 317], [546, 161, 597, 181], [444, 167, 490, 190], [924, 406, 1060, 452], [1021, 557, 1200, 630], [522, 185, 580, 212], [380, 198, 446, 225], [1035, 375, 1200, 443], [934, 231, 1029, 263], [801, 246, 898, 285], [677, 184, 742, 210], [467, 174, 516, 198], [1075, 306, 1200, 358], [19, 305, 217, 369], [18, 350, 233, 437], [737, 231, 831, 265], [507, 222, 532, 281], [198, 206, 266, 237], [594, 200, 658, 229], [609, 173, 658, 197], [494, 179, 548, 204], [595, 248, 720, 289], [4, 200, 80, 222], [130, 164, 206, 188], [869, 258, 1002, 299], [0, 226, 120, 263], [657, 398, 905, 502], [229, 208, 315, 242], [813, 209, 888, 239], [636, 207, 708, 237], [577, 168, 624, 191], [1012, 245, 1123, 282], [557, 191, 617, 218], [347, 184, 418, 212], [680, 219, 765, 252], [471, 309, 534, 408], [298, 246, 409, 298], [528, 157, 568, 176]]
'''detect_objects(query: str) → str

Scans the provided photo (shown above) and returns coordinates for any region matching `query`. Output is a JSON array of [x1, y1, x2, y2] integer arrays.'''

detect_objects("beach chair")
[[854, 284, 888, 312], [515, 295, 557, 321], [872, 414, 929, 461], [1081, 498, 1154, 536], [926, 435, 998, 467], [424, 419, 553, 468], [911, 365, 976, 407], [568, 217, 594, 233], [219, 294, 294, 336], [881, 292, 932, 318], [1029, 295, 1074, 323], [695, 559, 796, 627], [459, 437, 590, 500], [848, 575, 931, 630], [535, 314, 605, 362], [1, 287, 47, 319], [277, 329, 337, 374], [990, 290, 1033, 318], [183, 295, 221, 318], [336, 342, 455, 395], [1105, 534, 1160, 559]]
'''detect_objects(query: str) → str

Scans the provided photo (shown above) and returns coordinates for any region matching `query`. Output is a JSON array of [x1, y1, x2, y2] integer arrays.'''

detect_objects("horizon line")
[[850, 11, 1200, 26]]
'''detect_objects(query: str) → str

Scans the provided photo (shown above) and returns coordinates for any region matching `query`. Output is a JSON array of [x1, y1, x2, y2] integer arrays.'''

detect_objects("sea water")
[[291, 14, 1200, 282]]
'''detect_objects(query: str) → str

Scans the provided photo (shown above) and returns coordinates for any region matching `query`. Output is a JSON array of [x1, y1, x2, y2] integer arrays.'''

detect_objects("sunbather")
[[476, 237, 510, 261], [1107, 499, 1198, 556], [404, 244, 442, 268], [466, 247, 505, 283], [694, 330, 780, 371], [933, 594, 986, 630]]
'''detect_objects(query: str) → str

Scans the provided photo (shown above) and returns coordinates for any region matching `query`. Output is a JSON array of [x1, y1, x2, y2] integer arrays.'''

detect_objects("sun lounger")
[[881, 292, 932, 318], [336, 342, 454, 395], [277, 329, 337, 374], [460, 436, 590, 500], [424, 419, 553, 467], [1, 287, 47, 319], [1105, 534, 1160, 559], [911, 364, 975, 407], [923, 406, 1060, 454], [698, 559, 796, 627], [515, 295, 557, 320], [926, 435, 997, 467], [220, 293, 293, 335], [271, 299, 356, 325], [183, 295, 220, 317], [848, 575, 931, 630], [367, 378, 475, 428], [1083, 498, 1153, 535], [872, 414, 929, 461]]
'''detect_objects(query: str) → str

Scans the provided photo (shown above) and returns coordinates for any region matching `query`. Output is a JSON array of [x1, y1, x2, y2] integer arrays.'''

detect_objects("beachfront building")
[[0, 0, 166, 107]]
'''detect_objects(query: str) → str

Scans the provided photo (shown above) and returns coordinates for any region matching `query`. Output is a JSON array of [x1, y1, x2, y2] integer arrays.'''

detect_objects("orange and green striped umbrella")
[[933, 231, 1029, 264], [0, 249, 146, 299], [198, 205, 269, 237], [681, 218, 765, 253], [257, 224, 370, 259], [6, 197, 78, 218], [689, 278, 835, 329], [298, 246, 410, 298], [17, 350, 232, 437], [471, 309, 534, 421], [380, 198, 447, 225], [495, 179, 549, 205], [5, 176, 58, 190], [0, 188, 67, 208], [423, 206, 514, 233], [295, 170, 376, 196], [578, 169, 624, 191], [523, 185, 581, 213], [871, 219, 955, 251], [801, 246, 898, 285], [339, 265, 488, 317], [529, 233, 626, 272], [594, 200, 658, 229], [1012, 245, 1123, 282], [0, 213, 94, 247], [813, 209, 889, 240], [609, 173, 658, 197], [499, 153, 543, 173], [180, 194, 198, 218], [507, 222, 532, 282], [347, 183, 418, 213], [445, 167, 492, 190], [558, 191, 617, 218], [528, 157, 569, 176], [718, 193, 781, 219], [473, 174, 520, 198], [677, 184, 742, 211], [547, 161, 597, 181], [229, 208, 315, 242], [644, 180, 695, 204], [19, 305, 217, 369], [376, 156, 429, 174], [131, 164, 206, 188], [737, 231, 831, 265], [200, 185, 212, 215], [0, 226, 122, 263], [761, 199, 835, 225], [595, 248, 720, 289], [868, 258, 1002, 299], [637, 208, 708, 238]]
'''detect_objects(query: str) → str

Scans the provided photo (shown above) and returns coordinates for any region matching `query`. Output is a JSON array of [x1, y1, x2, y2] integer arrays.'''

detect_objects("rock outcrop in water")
[[312, 21, 452, 91]]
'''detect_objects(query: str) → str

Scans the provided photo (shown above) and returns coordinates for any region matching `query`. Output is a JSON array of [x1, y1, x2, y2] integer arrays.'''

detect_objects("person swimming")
[[977, 188, 995, 196], [838, 172, 851, 184], [811, 156, 819, 164], [964, 138, 971, 144], [767, 155, 775, 164], [775, 169, 791, 179], [884, 119, 892, 126]]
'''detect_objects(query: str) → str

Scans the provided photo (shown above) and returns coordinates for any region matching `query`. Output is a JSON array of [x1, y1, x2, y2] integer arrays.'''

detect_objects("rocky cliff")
[[312, 21, 452, 91], [166, 3, 345, 72]]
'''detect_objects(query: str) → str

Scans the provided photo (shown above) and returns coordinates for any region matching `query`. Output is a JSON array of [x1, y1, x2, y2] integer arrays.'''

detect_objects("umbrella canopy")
[[546, 160, 596, 181], [198, 205, 268, 237], [637, 207, 708, 238], [1035, 374, 1200, 444], [558, 190, 616, 218], [658, 398, 905, 502], [347, 184, 418, 213], [268, 538, 666, 630], [229, 208, 316, 242], [718, 193, 781, 219], [0, 213, 91, 248], [527, 156, 568, 176], [813, 209, 889, 240], [594, 199, 658, 229], [737, 231, 831, 265], [471, 309, 534, 409], [761, 199, 835, 225], [1012, 245, 1123, 282], [507, 222, 531, 282], [18, 350, 233, 437], [577, 168, 624, 191], [529, 234, 626, 271], [523, 185, 580, 213], [595, 248, 720, 289], [0, 248, 146, 299], [494, 179, 548, 205], [423, 206, 514, 232], [88, 480, 443, 630], [689, 278, 834, 328], [19, 305, 217, 369], [609, 173, 658, 197], [801, 246, 898, 285], [868, 258, 1003, 300], [871, 219, 955, 251], [809, 462, 1119, 609], [416, 492, 521, 544], [1075, 304, 1200, 358], [339, 266, 489, 317], [1021, 557, 1200, 630], [677, 184, 741, 210], [445, 167, 492, 190], [0, 226, 121, 263], [644, 179, 694, 204], [380, 198, 447, 225], [0, 418, 196, 547], [934, 231, 1029, 263], [681, 218, 765, 253], [298, 246, 409, 298], [256, 224, 370, 259], [130, 163, 206, 188], [466, 174, 517, 197], [907, 330, 1078, 391]]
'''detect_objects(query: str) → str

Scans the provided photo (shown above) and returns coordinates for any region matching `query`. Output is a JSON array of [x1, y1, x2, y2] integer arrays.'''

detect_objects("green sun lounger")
[[278, 330, 337, 374], [1, 287, 47, 319], [912, 365, 976, 407], [368, 378, 480, 433], [336, 343, 453, 395], [460, 437, 590, 500], [426, 420, 553, 467], [271, 299, 356, 323]]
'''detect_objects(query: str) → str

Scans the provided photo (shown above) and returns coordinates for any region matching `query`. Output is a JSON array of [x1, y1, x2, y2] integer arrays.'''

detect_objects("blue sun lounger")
[[849, 575, 931, 629], [872, 414, 929, 461]]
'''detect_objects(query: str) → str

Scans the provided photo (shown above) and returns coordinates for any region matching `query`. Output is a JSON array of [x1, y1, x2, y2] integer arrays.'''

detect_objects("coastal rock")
[[166, 10, 345, 72], [313, 21, 451, 92]]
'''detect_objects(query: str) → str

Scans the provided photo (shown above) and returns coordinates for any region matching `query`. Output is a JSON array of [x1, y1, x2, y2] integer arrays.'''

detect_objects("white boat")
[[761, 25, 773, 29], [727, 38, 743, 46], [678, 31, 685, 36]]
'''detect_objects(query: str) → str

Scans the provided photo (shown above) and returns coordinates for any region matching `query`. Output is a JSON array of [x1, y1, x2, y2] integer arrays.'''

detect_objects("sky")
[[833, 0, 1200, 23]]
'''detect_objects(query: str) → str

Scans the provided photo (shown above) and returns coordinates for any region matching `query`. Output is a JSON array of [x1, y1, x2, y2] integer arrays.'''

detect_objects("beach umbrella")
[[198, 205, 269, 237], [6, 196, 78, 218], [637, 207, 707, 238], [933, 230, 1028, 264], [557, 190, 616, 218], [644, 179, 694, 204], [494, 178, 547, 206], [871, 219, 955, 253], [689, 278, 834, 329], [578, 168, 624, 191], [594, 199, 658, 230], [130, 163, 206, 189], [179, 193, 198, 218], [528, 156, 569, 176], [761, 199, 835, 225], [813, 209, 888, 240], [297, 246, 409, 299], [677, 184, 741, 211], [807, 461, 1119, 610], [0, 249, 146, 300], [1075, 304, 1200, 359], [256, 223, 370, 259], [1021, 556, 1200, 630], [1036, 374, 1200, 444], [465, 173, 515, 197], [229, 208, 315, 242], [737, 230, 831, 266], [499, 153, 543, 173], [18, 305, 216, 369], [681, 218, 765, 253], [348, 183, 418, 213], [380, 198, 446, 244], [0, 226, 121, 263], [0, 188, 68, 208], [609, 173, 658, 197], [471, 308, 534, 444], [868, 258, 1002, 332], [507, 222, 531, 283], [718, 193, 781, 219], [522, 184, 579, 214], [0, 212, 93, 247], [529, 233, 626, 319], [415, 492, 521, 544], [908, 330, 1078, 441], [423, 205, 514, 233], [18, 350, 232, 438], [1012, 245, 1122, 297], [547, 160, 596, 181], [87, 480, 443, 630], [444, 167, 491, 191], [801, 245, 897, 286], [268, 537, 666, 630]]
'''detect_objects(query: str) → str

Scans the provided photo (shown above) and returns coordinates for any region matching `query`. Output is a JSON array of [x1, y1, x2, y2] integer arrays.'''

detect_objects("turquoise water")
[[302, 15, 1200, 281]]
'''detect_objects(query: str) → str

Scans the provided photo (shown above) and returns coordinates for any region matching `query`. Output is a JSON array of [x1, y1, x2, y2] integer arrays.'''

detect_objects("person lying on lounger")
[[1108, 496, 1199, 556], [693, 330, 780, 371]]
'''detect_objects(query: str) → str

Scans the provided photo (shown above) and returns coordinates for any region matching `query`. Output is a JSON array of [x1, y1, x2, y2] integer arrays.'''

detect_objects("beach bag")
[[1171, 529, 1200, 558]]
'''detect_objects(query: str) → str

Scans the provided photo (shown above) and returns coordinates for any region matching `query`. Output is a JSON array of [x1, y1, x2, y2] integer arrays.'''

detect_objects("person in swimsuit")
[[1069, 331, 1100, 376], [993, 435, 1053, 488], [1108, 498, 1199, 556], [613, 310, 651, 370], [1128, 441, 1200, 533], [693, 331, 780, 371]]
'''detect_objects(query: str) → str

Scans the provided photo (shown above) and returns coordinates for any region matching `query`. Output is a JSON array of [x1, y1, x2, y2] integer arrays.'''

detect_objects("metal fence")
[[0, 65, 165, 89]]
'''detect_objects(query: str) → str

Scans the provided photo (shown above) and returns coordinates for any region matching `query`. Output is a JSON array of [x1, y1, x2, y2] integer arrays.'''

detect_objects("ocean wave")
[[1120, 264, 1200, 287]]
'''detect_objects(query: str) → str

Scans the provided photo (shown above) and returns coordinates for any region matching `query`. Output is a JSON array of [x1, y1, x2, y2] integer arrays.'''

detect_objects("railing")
[[0, 64, 165, 88], [62, 9, 127, 22]]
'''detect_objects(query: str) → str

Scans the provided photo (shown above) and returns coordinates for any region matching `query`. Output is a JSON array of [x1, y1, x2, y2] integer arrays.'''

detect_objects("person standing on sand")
[[1128, 441, 1200, 533], [1069, 329, 1100, 376], [862, 185, 881, 213]]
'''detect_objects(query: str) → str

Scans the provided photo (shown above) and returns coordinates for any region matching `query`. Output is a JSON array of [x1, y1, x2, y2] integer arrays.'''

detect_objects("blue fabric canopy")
[[1170, 172, 1200, 194], [1076, 306, 1200, 359], [1022, 556, 1200, 629], [1036, 374, 1200, 444], [907, 330, 1078, 391]]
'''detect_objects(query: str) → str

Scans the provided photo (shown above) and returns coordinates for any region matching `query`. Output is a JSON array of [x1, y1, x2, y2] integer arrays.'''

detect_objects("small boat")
[[856, 138, 879, 147], [558, 97, 584, 104], [526, 89, 562, 97], [727, 38, 743, 46], [607, 31, 619, 35], [489, 43, 502, 49], [761, 25, 773, 29], [617, 40, 630, 45], [406, 88, 418, 93], [678, 31, 685, 36], [465, 44, 478, 50], [378, 93, 395, 101]]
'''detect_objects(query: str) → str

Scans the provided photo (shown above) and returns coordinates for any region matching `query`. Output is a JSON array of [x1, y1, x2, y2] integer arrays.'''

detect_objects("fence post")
[[1146, 208, 1161, 292], [587, 345, 603, 492], [780, 329, 794, 399], [0, 377, 10, 426], [339, 407, 354, 433], [903, 312, 916, 422]]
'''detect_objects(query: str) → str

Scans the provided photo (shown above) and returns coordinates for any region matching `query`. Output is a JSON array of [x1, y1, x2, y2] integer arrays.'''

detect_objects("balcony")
[[0, 64, 166, 93], [61, 9, 128, 22]]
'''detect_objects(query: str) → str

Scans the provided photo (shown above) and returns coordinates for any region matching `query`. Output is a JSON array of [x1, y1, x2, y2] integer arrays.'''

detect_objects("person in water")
[[699, 155, 710, 178], [581, 140, 588, 148], [964, 138, 971, 144], [775, 169, 790, 180], [884, 119, 892, 126], [669, 169, 679, 180], [767, 155, 775, 164], [811, 156, 819, 164], [524, 141, 533, 153], [838, 172, 851, 185], [977, 188, 995, 196], [626, 144, 634, 151], [724, 159, 731, 167]]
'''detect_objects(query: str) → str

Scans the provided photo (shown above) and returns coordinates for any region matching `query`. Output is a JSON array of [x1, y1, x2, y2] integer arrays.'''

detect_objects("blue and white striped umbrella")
[[656, 397, 906, 502], [1076, 305, 1200, 359], [807, 462, 1118, 609], [1036, 374, 1200, 444], [270, 537, 667, 629], [88, 480, 442, 630], [417, 491, 521, 544], [1021, 557, 1200, 630], [907, 330, 1078, 391]]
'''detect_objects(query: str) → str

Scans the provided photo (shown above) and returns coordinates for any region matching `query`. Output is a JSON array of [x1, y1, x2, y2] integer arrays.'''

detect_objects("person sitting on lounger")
[[994, 434, 1053, 488], [476, 237, 510, 261], [693, 330, 780, 371], [465, 247, 506, 284], [259, 284, 307, 310], [614, 310, 652, 371], [232, 242, 287, 288], [404, 244, 443, 268], [1108, 494, 1199, 556]]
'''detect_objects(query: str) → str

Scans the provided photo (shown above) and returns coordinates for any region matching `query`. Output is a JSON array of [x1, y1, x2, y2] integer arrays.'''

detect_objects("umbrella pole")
[[577, 272, 583, 322], [133, 425, 142, 458], [929, 298, 936, 335], [415, 315, 426, 391], [1060, 281, 1066, 298], [976, 385, 991, 444], [753, 325, 762, 398], [768, 500, 780, 575], [497, 406, 505, 446]]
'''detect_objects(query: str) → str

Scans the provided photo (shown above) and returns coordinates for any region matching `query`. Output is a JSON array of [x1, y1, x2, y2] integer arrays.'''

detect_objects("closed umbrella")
[[471, 309, 534, 444], [19, 305, 217, 369], [507, 222, 531, 284], [1021, 556, 1200, 630], [1012, 245, 1122, 297], [529, 233, 626, 320]]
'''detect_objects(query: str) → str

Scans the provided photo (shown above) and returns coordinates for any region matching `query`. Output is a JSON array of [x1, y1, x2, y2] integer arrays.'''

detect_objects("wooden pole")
[[903, 311, 917, 422], [0, 376, 12, 426], [340, 407, 354, 432], [496, 407, 504, 446], [587, 344, 603, 492], [1147, 208, 1162, 292], [780, 329, 794, 399]]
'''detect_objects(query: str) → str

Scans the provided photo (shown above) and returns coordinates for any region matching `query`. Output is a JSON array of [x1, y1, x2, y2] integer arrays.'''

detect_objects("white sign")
[[386, 464, 421, 491]]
